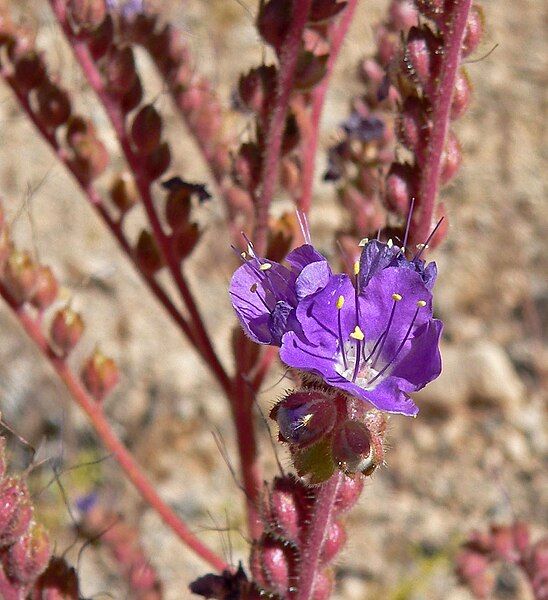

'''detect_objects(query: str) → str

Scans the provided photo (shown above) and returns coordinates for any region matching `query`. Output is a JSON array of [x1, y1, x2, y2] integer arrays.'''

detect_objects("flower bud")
[[512, 521, 530, 554], [135, 230, 164, 275], [233, 143, 262, 191], [439, 130, 461, 184], [385, 162, 415, 214], [294, 51, 328, 91], [6, 522, 51, 584], [491, 525, 519, 562], [32, 556, 80, 599], [414, 0, 444, 20], [171, 222, 201, 261], [238, 66, 277, 115], [144, 142, 171, 180], [88, 14, 114, 60], [334, 474, 364, 513], [81, 349, 119, 401], [266, 212, 295, 264], [257, 0, 291, 54], [250, 534, 297, 597], [388, 0, 417, 32], [105, 46, 137, 95], [312, 570, 334, 600], [13, 51, 47, 92], [110, 172, 139, 214], [451, 68, 472, 120], [50, 308, 84, 355], [321, 520, 346, 564], [272, 390, 337, 449], [120, 75, 143, 114], [265, 480, 300, 542], [462, 5, 484, 58], [455, 549, 494, 598], [165, 187, 192, 232], [4, 250, 36, 304], [294, 437, 336, 485], [36, 82, 72, 129], [70, 135, 109, 182], [0, 227, 13, 276], [404, 26, 440, 94], [131, 104, 163, 155], [30, 265, 59, 311], [376, 26, 398, 66], [68, 0, 107, 31], [309, 0, 347, 23], [332, 420, 374, 474], [0, 478, 33, 547]]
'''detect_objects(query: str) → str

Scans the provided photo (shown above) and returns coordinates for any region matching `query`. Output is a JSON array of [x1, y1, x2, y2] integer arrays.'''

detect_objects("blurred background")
[[0, 0, 545, 597]]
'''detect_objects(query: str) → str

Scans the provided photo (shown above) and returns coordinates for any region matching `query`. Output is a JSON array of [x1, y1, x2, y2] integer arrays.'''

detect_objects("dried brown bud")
[[68, 0, 107, 31], [88, 13, 114, 60], [165, 188, 192, 232], [172, 222, 201, 261], [257, 0, 291, 54], [30, 265, 59, 311], [81, 349, 119, 401], [131, 104, 163, 154], [294, 51, 328, 91], [50, 308, 84, 355], [110, 172, 139, 214], [105, 46, 137, 95], [143, 142, 171, 181], [309, 0, 347, 23], [3, 250, 37, 304], [135, 230, 164, 275], [36, 81, 72, 128], [120, 75, 143, 114], [13, 51, 47, 92]]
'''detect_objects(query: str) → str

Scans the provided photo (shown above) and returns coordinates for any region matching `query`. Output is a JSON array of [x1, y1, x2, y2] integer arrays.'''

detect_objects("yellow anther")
[[259, 263, 272, 271], [301, 413, 313, 427], [417, 300, 427, 307], [240, 251, 247, 259], [416, 243, 428, 250], [353, 261, 360, 275], [350, 325, 365, 341], [336, 295, 345, 310], [392, 293, 402, 302], [358, 238, 369, 247]]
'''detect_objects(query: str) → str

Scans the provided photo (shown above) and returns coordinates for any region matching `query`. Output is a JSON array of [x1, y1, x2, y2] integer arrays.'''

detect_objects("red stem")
[[253, 0, 313, 254], [298, 0, 359, 214], [49, 0, 231, 397], [296, 473, 342, 600], [0, 282, 227, 573], [413, 0, 472, 244]]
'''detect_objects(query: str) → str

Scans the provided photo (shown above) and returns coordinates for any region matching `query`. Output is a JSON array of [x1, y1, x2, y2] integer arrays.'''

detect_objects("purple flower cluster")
[[230, 239, 442, 416]]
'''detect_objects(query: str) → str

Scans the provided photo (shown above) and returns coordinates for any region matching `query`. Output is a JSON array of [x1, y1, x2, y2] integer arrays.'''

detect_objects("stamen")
[[353, 261, 360, 276], [358, 238, 369, 247], [370, 293, 402, 368], [259, 262, 272, 271], [368, 301, 425, 386], [337, 295, 348, 370], [350, 326, 364, 340], [413, 217, 445, 261], [296, 209, 312, 245], [387, 238, 393, 248], [401, 197, 415, 256]]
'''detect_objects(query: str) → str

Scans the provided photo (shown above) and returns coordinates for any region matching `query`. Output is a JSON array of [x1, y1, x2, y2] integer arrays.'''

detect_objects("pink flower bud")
[[451, 68, 472, 120], [50, 308, 85, 355], [360, 58, 385, 87], [388, 1, 417, 32], [265, 477, 301, 542], [376, 26, 398, 66], [105, 46, 137, 95], [462, 5, 484, 58], [439, 130, 462, 184], [281, 157, 301, 195], [81, 349, 119, 401], [321, 520, 346, 565], [272, 390, 337, 449], [491, 525, 519, 562], [414, 0, 444, 20], [144, 142, 171, 181], [455, 549, 493, 598], [385, 162, 416, 214], [294, 51, 328, 91], [6, 522, 51, 584], [251, 534, 297, 597], [398, 96, 429, 160], [405, 26, 441, 94], [135, 230, 164, 275], [30, 265, 59, 311], [512, 521, 530, 554], [110, 172, 139, 214], [131, 105, 163, 155], [0, 478, 33, 547], [36, 82, 72, 129], [332, 420, 374, 474], [334, 475, 364, 514], [312, 569, 334, 600], [3, 250, 37, 304]]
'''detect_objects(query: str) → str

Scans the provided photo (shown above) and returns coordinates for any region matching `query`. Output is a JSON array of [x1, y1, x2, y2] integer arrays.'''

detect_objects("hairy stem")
[[413, 0, 472, 243], [253, 0, 313, 254], [49, 0, 231, 396], [0, 282, 227, 573], [298, 0, 359, 214], [296, 472, 342, 600]]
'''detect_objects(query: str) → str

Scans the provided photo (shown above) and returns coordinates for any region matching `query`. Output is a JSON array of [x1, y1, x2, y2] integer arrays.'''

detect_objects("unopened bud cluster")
[[0, 200, 119, 403], [271, 387, 387, 484], [456, 521, 548, 600], [0, 11, 108, 185]]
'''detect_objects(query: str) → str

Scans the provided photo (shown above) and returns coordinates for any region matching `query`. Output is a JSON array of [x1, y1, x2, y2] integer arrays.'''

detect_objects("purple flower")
[[229, 244, 331, 345], [279, 266, 442, 416]]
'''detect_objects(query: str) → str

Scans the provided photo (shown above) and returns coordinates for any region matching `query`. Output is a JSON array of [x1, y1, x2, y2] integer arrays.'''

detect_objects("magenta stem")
[[299, 0, 359, 214], [413, 0, 472, 244], [296, 473, 342, 600], [253, 0, 313, 254], [0, 282, 228, 573]]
